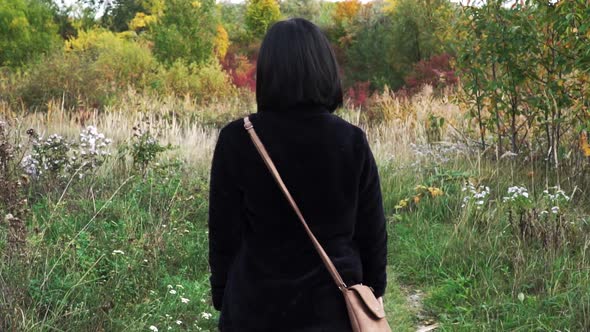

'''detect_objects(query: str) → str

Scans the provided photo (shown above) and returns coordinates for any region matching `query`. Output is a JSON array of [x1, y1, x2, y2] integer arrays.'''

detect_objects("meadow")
[[1, 86, 589, 331]]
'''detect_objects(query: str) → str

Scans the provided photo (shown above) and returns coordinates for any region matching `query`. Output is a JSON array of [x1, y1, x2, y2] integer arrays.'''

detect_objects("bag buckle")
[[243, 117, 253, 130]]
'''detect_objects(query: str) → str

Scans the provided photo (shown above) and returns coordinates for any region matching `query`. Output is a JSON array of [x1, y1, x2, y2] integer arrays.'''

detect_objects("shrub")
[[154, 59, 236, 103], [118, 123, 173, 176], [0, 0, 61, 67], [193, 59, 236, 101], [66, 29, 156, 89], [18, 50, 108, 110], [18, 29, 156, 110], [21, 126, 113, 181], [345, 81, 370, 108], [404, 53, 458, 94], [221, 52, 256, 92]]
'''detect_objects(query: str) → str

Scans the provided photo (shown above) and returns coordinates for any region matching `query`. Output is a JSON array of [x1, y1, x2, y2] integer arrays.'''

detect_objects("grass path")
[[385, 267, 440, 332], [384, 266, 435, 332]]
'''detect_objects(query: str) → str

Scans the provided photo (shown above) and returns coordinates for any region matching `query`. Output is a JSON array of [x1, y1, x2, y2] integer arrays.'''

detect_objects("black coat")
[[208, 105, 388, 331]]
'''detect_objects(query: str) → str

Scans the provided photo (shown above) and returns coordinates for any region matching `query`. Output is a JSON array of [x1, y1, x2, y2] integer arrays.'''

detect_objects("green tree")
[[342, 0, 457, 91], [280, 0, 320, 21], [456, 0, 590, 165], [385, 0, 457, 64], [151, 0, 218, 65], [100, 0, 163, 32], [344, 4, 403, 89], [245, 0, 281, 39], [101, 0, 144, 32], [0, 0, 60, 67], [218, 2, 248, 44]]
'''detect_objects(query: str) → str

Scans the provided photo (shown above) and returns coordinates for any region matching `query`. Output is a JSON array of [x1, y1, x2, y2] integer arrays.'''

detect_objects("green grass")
[[1, 126, 589, 331], [383, 266, 415, 331], [382, 160, 590, 331]]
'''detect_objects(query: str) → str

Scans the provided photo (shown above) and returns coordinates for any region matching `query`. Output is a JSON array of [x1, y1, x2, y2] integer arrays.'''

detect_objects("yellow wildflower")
[[395, 199, 409, 209], [428, 187, 444, 197], [414, 185, 428, 192]]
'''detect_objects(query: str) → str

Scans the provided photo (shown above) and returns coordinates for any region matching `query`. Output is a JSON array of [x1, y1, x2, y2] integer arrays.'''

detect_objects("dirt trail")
[[403, 288, 439, 332]]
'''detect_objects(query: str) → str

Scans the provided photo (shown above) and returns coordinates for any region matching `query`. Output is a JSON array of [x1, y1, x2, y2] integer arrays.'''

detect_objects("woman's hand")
[[377, 296, 384, 309]]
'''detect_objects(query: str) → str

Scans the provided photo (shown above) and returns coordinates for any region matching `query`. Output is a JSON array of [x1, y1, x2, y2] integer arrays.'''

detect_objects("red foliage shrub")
[[221, 52, 257, 92], [345, 81, 370, 108], [404, 53, 458, 93]]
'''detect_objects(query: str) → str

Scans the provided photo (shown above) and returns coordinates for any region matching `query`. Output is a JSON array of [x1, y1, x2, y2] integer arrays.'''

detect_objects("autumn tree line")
[[1, 0, 589, 165]]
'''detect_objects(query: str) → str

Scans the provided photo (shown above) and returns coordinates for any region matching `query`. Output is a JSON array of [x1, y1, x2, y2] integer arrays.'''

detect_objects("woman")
[[208, 18, 387, 331]]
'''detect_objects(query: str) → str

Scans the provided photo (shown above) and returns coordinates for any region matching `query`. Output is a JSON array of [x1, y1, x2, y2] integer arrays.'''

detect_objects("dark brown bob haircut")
[[256, 18, 343, 113]]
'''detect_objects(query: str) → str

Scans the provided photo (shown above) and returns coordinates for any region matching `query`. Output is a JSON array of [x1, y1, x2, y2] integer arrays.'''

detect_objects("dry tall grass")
[[0, 86, 469, 169]]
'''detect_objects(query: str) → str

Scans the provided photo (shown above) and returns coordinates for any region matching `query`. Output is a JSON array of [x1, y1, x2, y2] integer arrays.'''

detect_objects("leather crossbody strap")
[[243, 116, 348, 291]]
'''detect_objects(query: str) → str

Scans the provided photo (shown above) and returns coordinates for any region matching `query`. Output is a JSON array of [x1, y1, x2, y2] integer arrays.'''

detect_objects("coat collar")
[[257, 103, 331, 115]]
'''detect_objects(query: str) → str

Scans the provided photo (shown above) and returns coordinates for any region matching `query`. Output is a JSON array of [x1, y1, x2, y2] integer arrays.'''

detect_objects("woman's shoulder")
[[217, 112, 368, 147], [324, 114, 370, 149], [216, 116, 252, 143]]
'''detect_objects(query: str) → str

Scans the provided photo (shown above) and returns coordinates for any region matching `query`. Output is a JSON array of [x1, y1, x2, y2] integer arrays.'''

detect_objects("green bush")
[[77, 30, 156, 90], [0, 0, 61, 67], [153, 58, 236, 103], [17, 29, 156, 110], [18, 51, 109, 110]]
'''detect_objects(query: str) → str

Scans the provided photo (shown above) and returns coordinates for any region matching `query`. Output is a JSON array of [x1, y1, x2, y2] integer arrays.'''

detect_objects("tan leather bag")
[[243, 117, 392, 332]]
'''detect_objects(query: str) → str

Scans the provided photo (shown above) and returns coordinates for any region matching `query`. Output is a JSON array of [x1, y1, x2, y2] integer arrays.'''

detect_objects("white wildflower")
[[149, 326, 158, 332], [181, 297, 190, 304]]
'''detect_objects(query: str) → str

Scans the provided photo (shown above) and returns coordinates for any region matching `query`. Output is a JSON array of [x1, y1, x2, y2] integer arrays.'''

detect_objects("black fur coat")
[[208, 105, 388, 331]]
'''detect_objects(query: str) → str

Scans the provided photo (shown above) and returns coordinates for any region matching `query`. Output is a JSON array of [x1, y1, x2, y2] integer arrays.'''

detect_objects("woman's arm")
[[353, 132, 388, 298], [208, 128, 243, 311]]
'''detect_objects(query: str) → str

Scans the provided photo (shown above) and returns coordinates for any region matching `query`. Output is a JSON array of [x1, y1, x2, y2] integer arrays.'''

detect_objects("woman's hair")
[[256, 18, 343, 113]]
